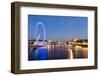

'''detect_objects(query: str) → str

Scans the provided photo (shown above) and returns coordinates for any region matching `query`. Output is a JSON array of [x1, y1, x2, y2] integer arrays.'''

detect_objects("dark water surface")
[[28, 45, 86, 61], [47, 45, 68, 59]]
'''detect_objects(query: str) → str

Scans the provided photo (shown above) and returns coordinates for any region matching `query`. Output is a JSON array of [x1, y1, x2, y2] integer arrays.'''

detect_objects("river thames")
[[28, 44, 88, 61]]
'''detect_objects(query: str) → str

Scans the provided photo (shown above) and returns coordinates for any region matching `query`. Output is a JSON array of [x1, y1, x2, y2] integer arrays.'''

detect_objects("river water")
[[28, 45, 87, 61]]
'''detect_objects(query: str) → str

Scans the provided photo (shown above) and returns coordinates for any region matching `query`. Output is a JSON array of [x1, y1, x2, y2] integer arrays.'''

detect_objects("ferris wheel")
[[34, 21, 46, 46]]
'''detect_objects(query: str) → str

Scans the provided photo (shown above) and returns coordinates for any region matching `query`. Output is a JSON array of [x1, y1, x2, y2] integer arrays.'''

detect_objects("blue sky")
[[28, 15, 88, 41]]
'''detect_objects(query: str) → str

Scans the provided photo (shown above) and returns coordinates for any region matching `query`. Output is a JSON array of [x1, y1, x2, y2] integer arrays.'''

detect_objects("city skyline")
[[28, 15, 88, 41]]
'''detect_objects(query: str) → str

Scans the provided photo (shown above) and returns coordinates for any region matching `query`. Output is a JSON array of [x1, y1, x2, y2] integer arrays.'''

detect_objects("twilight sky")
[[28, 15, 88, 41]]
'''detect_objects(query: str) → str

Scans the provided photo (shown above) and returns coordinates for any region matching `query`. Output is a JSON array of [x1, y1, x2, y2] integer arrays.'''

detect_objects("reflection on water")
[[39, 47, 48, 60], [28, 47, 48, 60], [28, 45, 88, 61]]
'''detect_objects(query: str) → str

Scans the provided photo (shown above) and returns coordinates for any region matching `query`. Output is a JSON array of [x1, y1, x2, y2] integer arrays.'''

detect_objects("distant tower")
[[72, 38, 77, 42]]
